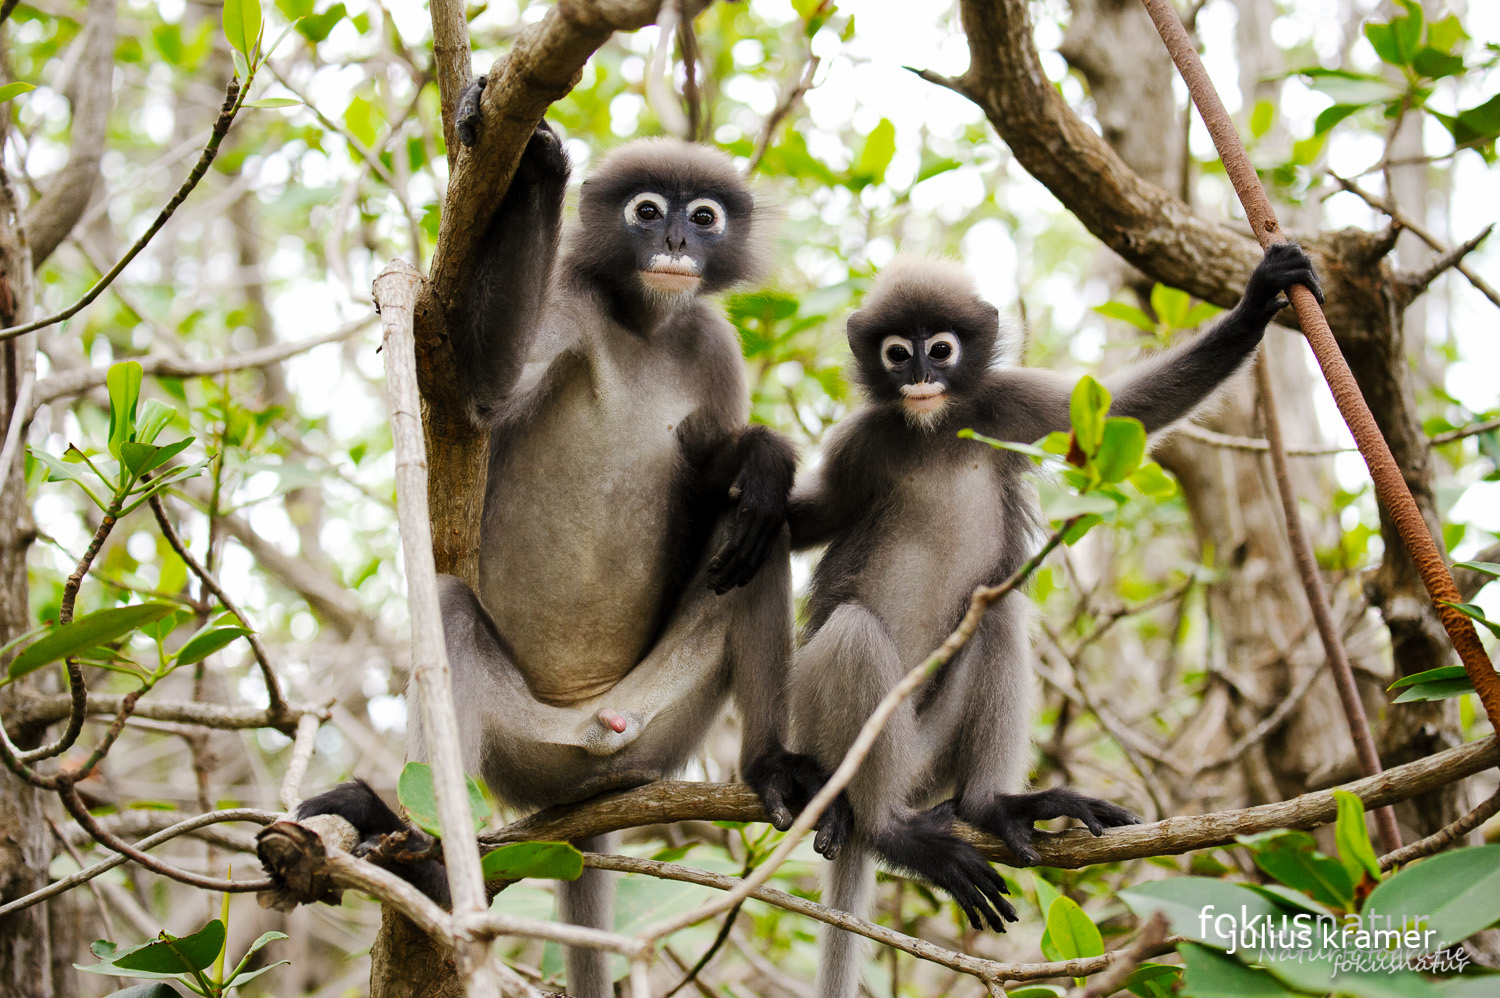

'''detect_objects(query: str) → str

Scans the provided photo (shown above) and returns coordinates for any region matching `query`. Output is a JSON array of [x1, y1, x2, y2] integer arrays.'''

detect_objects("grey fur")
[[790, 248, 1320, 998]]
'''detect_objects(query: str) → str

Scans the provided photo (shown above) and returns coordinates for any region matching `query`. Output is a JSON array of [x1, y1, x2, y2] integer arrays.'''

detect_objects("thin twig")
[[1398, 224, 1493, 298], [46, 815, 117, 941], [0, 74, 251, 341], [0, 808, 277, 919], [1332, 173, 1500, 310], [279, 711, 322, 812], [1140, 0, 1500, 733], [1252, 357, 1400, 853], [149, 492, 290, 718], [1379, 789, 1500, 870], [745, 51, 820, 175]]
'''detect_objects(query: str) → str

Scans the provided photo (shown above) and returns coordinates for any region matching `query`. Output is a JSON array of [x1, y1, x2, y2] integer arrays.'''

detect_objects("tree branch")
[[24, 0, 116, 267]]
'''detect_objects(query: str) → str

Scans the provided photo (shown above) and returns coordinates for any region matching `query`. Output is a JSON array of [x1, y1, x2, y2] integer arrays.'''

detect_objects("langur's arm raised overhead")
[[983, 242, 1324, 441], [450, 90, 571, 423]]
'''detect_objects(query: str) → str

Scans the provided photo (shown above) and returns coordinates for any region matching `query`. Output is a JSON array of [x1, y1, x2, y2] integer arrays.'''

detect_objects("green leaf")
[[1363, 845, 1500, 945], [958, 428, 1048, 459], [480, 841, 584, 881], [1033, 871, 1062, 918], [1442, 601, 1500, 639], [297, 3, 346, 43], [1455, 561, 1500, 578], [1425, 14, 1467, 54], [222, 0, 262, 56], [223, 930, 288, 984], [221, 960, 290, 987], [101, 986, 184, 998], [1094, 417, 1147, 484], [1412, 47, 1465, 80], [1393, 677, 1476, 703], [134, 399, 176, 446], [1093, 301, 1156, 335], [174, 625, 252, 667], [1315, 102, 1368, 135], [1129, 462, 1177, 497], [30, 448, 86, 485], [119, 441, 158, 475], [114, 919, 225, 974], [1182, 301, 1224, 327], [1237, 829, 1355, 909], [247, 97, 302, 108], [1006, 988, 1066, 998], [1044, 493, 1118, 522], [1179, 942, 1303, 998], [397, 762, 489, 836], [1149, 284, 1193, 329], [1334, 790, 1382, 885], [850, 118, 896, 188], [1123, 962, 1181, 998], [8, 603, 177, 681], [135, 437, 194, 477], [1389, 665, 1469, 690], [1068, 375, 1111, 456], [106, 362, 143, 461], [1249, 100, 1274, 138], [1044, 896, 1103, 960], [0, 82, 35, 104], [343, 94, 381, 148]]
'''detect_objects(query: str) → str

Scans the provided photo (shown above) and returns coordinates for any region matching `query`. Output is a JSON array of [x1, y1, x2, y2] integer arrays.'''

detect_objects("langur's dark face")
[[849, 301, 999, 430], [620, 190, 731, 300]]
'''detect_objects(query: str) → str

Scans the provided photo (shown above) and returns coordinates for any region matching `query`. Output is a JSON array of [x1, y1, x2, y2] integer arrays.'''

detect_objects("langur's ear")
[[845, 309, 868, 347]]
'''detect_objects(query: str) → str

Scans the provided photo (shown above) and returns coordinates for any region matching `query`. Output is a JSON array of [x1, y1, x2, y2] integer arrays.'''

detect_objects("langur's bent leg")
[[791, 603, 1013, 932], [559, 833, 618, 998], [948, 598, 1138, 865]]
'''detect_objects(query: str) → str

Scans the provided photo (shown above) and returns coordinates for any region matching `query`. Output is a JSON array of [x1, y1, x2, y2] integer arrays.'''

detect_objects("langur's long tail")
[[559, 832, 617, 998], [815, 843, 875, 998]]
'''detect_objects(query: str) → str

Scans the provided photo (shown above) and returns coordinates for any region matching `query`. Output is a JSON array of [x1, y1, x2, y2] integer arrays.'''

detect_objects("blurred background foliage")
[[4, 0, 1498, 994]]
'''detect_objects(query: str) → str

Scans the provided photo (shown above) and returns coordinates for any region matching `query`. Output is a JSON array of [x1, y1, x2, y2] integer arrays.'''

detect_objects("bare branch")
[[746, 52, 820, 175], [0, 73, 248, 341], [481, 735, 1500, 868], [24, 0, 116, 267], [31, 317, 371, 412], [1397, 223, 1493, 299], [8, 688, 326, 735], [0, 808, 276, 919], [1379, 789, 1500, 870], [279, 711, 322, 812], [1333, 174, 1500, 310]]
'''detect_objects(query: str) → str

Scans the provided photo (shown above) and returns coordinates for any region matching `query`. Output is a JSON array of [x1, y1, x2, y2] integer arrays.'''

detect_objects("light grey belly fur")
[[479, 332, 699, 705], [857, 459, 1007, 667]]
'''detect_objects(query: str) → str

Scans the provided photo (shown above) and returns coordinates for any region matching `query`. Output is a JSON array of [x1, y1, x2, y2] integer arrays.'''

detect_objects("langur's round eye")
[[690, 207, 717, 227], [625, 192, 669, 226], [927, 332, 961, 365], [880, 335, 915, 370], [636, 202, 662, 221]]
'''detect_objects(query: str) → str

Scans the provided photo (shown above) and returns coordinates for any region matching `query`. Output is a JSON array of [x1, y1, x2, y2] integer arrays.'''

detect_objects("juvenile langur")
[[299, 89, 829, 998], [788, 245, 1322, 998]]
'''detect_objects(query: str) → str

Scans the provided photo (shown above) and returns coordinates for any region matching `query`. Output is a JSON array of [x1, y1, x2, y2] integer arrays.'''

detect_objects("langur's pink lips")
[[901, 383, 947, 412], [640, 271, 702, 293]]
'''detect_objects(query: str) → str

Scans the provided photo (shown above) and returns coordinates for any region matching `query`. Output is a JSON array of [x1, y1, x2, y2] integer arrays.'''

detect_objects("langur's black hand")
[[513, 119, 569, 186], [707, 475, 787, 594], [455, 75, 487, 147], [970, 788, 1139, 867], [1242, 242, 1324, 322]]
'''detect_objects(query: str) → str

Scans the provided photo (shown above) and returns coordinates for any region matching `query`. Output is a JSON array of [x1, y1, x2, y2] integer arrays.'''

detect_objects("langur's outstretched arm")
[[702, 424, 797, 593], [451, 86, 570, 422], [788, 422, 879, 550], [981, 242, 1322, 442]]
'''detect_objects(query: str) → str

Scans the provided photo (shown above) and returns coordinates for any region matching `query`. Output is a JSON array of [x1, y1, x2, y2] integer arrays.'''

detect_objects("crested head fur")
[[567, 138, 767, 302], [847, 255, 1004, 423]]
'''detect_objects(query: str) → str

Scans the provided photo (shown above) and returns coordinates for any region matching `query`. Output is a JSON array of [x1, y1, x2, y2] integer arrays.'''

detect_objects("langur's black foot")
[[874, 803, 1017, 932], [296, 780, 452, 906], [742, 747, 851, 856], [455, 75, 487, 147], [1242, 242, 1324, 320], [964, 787, 1139, 867], [513, 119, 569, 186]]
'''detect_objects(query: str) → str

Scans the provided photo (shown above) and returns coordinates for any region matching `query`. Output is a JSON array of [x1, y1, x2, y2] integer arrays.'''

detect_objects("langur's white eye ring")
[[625, 192, 667, 226], [685, 197, 727, 234], [927, 332, 960, 365], [881, 335, 914, 369]]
